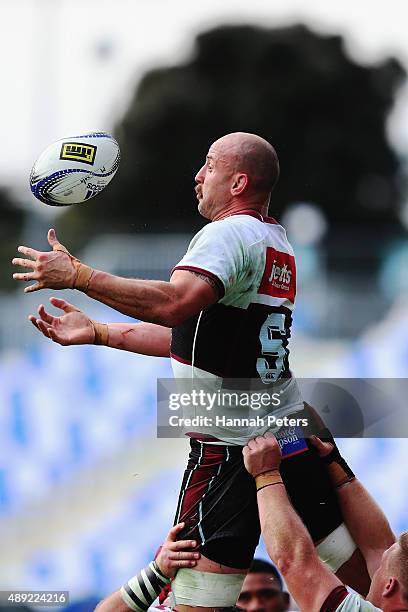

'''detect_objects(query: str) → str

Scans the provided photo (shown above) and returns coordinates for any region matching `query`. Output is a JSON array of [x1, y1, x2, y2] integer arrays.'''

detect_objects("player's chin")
[[197, 199, 210, 220]]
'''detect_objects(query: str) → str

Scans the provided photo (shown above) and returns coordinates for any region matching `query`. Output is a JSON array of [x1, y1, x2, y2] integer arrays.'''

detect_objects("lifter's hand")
[[12, 229, 81, 293], [309, 436, 334, 458], [155, 523, 200, 578], [29, 297, 95, 345], [243, 433, 282, 477]]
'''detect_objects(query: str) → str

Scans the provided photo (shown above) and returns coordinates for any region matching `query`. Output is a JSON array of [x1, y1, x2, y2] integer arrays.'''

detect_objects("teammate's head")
[[237, 559, 289, 612], [368, 531, 408, 610], [195, 132, 279, 221]]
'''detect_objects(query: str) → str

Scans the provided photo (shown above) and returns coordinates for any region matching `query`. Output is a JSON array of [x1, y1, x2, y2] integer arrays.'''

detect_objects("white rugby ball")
[[30, 132, 120, 206]]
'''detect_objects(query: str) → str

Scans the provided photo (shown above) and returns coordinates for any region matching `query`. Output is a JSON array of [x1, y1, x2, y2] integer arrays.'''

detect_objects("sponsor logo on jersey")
[[60, 142, 97, 165], [258, 247, 296, 302], [276, 425, 308, 458]]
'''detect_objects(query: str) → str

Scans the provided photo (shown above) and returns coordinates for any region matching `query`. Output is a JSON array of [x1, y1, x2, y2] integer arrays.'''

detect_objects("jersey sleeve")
[[320, 588, 382, 612], [171, 220, 248, 298]]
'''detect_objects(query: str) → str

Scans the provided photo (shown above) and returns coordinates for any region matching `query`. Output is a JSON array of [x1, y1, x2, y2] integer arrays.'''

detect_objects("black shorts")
[[174, 407, 344, 569]]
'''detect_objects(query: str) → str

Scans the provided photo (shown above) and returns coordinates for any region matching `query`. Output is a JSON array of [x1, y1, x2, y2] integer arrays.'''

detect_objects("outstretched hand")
[[29, 297, 95, 346], [12, 229, 79, 293]]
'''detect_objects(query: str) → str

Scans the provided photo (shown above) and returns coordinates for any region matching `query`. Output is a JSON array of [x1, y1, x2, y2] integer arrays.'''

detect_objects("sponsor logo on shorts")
[[276, 425, 308, 459], [60, 142, 97, 165], [258, 247, 296, 303]]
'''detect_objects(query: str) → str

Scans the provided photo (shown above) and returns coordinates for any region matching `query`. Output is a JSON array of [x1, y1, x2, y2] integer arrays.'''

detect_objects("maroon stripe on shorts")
[[177, 443, 226, 544]]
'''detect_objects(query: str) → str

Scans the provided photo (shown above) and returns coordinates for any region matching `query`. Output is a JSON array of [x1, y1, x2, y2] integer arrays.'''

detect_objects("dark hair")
[[249, 558, 283, 590]]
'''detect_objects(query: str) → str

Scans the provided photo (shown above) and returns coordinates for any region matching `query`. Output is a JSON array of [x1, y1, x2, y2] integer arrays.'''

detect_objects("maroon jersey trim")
[[320, 586, 349, 612], [264, 215, 279, 224], [171, 265, 225, 298]]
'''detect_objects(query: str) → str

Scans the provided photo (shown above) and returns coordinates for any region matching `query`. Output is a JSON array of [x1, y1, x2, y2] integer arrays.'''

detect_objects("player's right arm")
[[29, 297, 171, 357], [244, 435, 342, 612]]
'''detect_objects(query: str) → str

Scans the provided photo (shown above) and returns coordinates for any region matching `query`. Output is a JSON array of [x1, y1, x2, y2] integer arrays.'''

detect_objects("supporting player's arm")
[[29, 297, 171, 357], [243, 435, 342, 612], [310, 436, 396, 578], [12, 230, 220, 326], [96, 523, 199, 612]]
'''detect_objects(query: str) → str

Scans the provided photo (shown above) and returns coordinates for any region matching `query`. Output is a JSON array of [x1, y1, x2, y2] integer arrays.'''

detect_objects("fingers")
[[11, 257, 36, 270], [12, 249, 40, 287], [38, 304, 55, 324], [47, 228, 58, 247], [247, 438, 257, 450], [48, 228, 67, 254], [168, 550, 200, 561], [264, 432, 276, 440], [170, 559, 198, 568], [16, 245, 39, 259], [29, 315, 41, 332], [166, 522, 186, 542], [168, 539, 197, 551], [37, 318, 52, 337], [47, 327, 62, 344], [309, 435, 323, 448], [34, 319, 62, 344], [248, 434, 277, 449], [24, 282, 44, 294], [29, 315, 51, 339], [49, 297, 79, 314], [309, 435, 333, 457], [13, 271, 37, 282]]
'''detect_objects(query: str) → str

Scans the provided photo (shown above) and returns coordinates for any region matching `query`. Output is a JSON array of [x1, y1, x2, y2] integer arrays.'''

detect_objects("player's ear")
[[383, 577, 398, 599], [231, 173, 248, 196]]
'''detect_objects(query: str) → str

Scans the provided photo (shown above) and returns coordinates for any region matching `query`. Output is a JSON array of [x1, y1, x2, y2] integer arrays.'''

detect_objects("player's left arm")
[[96, 523, 199, 612], [243, 435, 342, 612], [12, 230, 220, 326]]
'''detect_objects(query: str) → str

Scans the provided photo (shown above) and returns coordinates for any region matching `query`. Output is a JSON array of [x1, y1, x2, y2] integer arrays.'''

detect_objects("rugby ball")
[[30, 132, 120, 206]]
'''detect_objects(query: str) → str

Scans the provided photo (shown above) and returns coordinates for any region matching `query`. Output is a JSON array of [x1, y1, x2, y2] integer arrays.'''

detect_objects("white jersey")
[[170, 211, 303, 445]]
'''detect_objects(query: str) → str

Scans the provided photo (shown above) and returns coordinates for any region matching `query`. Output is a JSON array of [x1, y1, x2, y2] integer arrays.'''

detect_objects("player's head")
[[195, 132, 280, 220], [236, 559, 289, 612], [368, 531, 408, 610]]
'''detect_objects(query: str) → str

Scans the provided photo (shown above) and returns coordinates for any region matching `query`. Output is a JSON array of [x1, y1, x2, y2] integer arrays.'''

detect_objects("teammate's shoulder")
[[335, 592, 382, 611]]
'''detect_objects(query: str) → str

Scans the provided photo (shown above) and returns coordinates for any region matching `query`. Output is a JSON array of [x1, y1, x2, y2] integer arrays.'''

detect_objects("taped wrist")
[[72, 260, 94, 292], [120, 561, 170, 612], [255, 469, 283, 492], [90, 321, 109, 346], [318, 428, 355, 487], [52, 244, 94, 292]]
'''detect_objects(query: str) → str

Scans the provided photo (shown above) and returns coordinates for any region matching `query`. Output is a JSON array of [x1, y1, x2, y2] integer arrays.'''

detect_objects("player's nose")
[[195, 164, 205, 184], [246, 602, 264, 612]]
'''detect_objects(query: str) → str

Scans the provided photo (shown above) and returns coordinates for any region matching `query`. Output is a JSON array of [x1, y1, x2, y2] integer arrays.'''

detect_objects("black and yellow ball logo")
[[60, 142, 97, 165]]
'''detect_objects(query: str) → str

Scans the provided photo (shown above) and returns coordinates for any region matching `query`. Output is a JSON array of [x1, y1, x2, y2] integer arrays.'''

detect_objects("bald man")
[[13, 133, 379, 609]]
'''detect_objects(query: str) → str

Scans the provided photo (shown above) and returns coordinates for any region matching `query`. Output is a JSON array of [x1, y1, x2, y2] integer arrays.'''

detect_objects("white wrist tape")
[[120, 561, 170, 612], [172, 568, 246, 607], [316, 523, 357, 573]]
